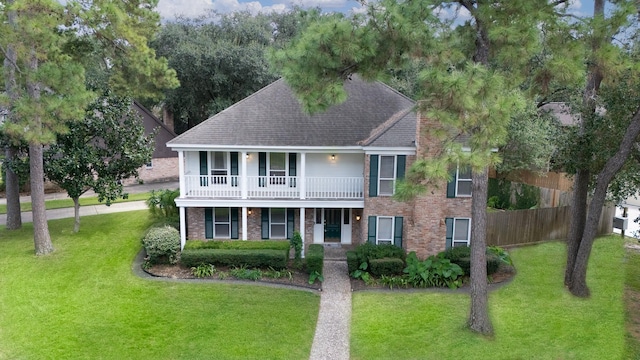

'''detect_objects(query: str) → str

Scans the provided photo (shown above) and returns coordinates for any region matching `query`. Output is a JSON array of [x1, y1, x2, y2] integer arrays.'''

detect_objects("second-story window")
[[456, 166, 472, 197], [211, 152, 228, 184], [378, 155, 396, 196], [270, 152, 286, 184]]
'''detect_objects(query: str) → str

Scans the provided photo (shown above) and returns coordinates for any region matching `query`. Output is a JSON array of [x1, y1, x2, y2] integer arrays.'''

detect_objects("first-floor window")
[[376, 216, 394, 245], [214, 208, 231, 238], [452, 218, 471, 247], [145, 160, 153, 169], [270, 208, 286, 238]]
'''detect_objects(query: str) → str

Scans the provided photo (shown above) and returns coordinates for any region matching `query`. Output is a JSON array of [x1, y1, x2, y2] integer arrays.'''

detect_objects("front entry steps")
[[321, 244, 355, 261]]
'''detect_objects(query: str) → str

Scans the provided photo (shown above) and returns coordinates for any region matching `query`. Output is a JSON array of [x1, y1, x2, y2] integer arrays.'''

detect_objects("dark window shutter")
[[288, 153, 297, 187], [445, 218, 454, 249], [231, 207, 239, 239], [259, 152, 267, 187], [230, 152, 239, 187], [205, 208, 213, 239], [287, 208, 295, 239], [394, 217, 403, 249], [200, 151, 208, 186], [261, 208, 269, 239], [396, 155, 406, 180], [367, 216, 377, 244], [369, 155, 379, 197], [446, 168, 457, 198]]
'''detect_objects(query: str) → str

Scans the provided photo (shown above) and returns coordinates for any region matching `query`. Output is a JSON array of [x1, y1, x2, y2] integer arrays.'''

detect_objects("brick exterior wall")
[[361, 115, 473, 259], [123, 157, 179, 185], [186, 207, 302, 241]]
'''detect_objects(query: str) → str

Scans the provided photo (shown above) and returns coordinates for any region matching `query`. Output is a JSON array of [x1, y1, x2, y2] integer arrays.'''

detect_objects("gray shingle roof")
[[168, 76, 416, 148]]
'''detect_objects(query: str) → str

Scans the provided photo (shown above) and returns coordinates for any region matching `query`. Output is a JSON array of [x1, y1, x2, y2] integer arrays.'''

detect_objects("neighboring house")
[[167, 76, 471, 258], [125, 101, 179, 185]]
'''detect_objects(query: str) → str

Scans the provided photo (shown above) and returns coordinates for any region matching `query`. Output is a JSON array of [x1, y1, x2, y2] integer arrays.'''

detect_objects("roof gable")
[[169, 76, 416, 148]]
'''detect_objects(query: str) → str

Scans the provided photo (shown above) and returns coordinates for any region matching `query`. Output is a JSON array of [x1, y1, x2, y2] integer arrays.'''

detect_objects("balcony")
[[183, 175, 364, 200]]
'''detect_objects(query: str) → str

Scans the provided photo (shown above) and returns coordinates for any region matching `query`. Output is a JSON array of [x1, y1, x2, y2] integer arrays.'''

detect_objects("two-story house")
[[167, 76, 472, 258]]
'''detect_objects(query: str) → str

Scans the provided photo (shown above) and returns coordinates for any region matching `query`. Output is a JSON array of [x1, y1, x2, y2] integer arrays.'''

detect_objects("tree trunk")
[[27, 52, 53, 255], [565, 0, 604, 290], [3, 3, 21, 230], [73, 197, 81, 233], [468, 167, 493, 335], [564, 168, 588, 286], [569, 108, 640, 297], [4, 147, 22, 230], [30, 143, 53, 255]]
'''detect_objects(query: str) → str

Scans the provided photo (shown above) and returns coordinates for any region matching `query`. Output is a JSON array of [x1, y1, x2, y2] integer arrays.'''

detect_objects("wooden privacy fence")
[[486, 205, 615, 247]]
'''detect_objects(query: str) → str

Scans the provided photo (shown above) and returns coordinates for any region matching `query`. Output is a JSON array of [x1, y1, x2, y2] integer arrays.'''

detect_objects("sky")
[[155, 0, 595, 21]]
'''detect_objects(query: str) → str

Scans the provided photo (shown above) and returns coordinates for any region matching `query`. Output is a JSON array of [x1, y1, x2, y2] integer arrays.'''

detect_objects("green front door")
[[324, 208, 341, 242]]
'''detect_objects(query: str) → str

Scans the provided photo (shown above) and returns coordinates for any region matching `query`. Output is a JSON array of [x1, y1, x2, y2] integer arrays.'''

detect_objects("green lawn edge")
[[0, 211, 319, 359]]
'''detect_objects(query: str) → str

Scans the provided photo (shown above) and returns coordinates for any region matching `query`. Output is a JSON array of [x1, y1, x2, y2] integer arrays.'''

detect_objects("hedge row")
[[306, 244, 324, 275], [181, 248, 287, 269], [438, 246, 501, 276], [369, 258, 405, 277], [185, 240, 290, 251]]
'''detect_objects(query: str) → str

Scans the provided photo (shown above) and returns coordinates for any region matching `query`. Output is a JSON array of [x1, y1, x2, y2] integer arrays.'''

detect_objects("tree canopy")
[[150, 7, 322, 132], [0, 0, 178, 255], [44, 92, 154, 233]]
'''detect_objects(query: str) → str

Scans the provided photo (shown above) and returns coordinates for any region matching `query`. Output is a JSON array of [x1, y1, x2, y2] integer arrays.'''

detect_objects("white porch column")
[[179, 206, 186, 249], [242, 206, 248, 240], [300, 152, 306, 200], [178, 150, 185, 196], [300, 207, 305, 258], [241, 151, 248, 199]]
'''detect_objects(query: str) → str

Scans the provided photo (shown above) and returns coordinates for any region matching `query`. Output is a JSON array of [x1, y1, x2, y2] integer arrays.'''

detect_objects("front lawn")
[[0, 192, 151, 214], [352, 236, 626, 359], [0, 211, 319, 359]]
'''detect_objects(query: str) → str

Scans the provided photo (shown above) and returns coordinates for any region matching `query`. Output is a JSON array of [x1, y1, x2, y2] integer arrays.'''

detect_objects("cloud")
[[156, 0, 214, 19], [156, 0, 289, 19]]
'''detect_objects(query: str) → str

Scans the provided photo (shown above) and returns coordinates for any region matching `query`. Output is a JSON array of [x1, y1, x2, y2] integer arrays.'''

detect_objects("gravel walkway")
[[309, 259, 352, 360]]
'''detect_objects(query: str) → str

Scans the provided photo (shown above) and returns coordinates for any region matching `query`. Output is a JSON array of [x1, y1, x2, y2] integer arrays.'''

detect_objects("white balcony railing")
[[183, 175, 363, 200]]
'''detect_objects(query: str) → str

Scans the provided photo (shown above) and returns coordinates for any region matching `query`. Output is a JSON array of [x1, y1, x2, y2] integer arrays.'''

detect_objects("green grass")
[[0, 211, 319, 359], [351, 236, 626, 360], [624, 238, 640, 359], [0, 192, 151, 214]]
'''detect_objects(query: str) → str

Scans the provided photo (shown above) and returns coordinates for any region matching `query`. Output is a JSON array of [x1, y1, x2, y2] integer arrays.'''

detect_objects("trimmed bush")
[[369, 257, 405, 277], [353, 243, 405, 266], [346, 250, 359, 274], [438, 246, 502, 276], [181, 248, 287, 269], [306, 244, 324, 275], [185, 240, 290, 251], [142, 226, 181, 264]]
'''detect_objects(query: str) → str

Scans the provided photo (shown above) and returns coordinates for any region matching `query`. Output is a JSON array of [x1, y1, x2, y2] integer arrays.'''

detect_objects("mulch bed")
[[144, 261, 516, 292], [145, 262, 323, 290]]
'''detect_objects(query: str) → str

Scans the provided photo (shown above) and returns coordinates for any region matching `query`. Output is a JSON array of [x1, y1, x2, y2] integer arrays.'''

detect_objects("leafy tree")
[[43, 93, 154, 233], [560, 0, 640, 297], [0, 0, 178, 255], [272, 0, 578, 335], [150, 8, 321, 132]]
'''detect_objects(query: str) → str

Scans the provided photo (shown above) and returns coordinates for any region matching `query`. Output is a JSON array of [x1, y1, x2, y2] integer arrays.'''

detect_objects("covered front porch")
[[179, 204, 364, 255]]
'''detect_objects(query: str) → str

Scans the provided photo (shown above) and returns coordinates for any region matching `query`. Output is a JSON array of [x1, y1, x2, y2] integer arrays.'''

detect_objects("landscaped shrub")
[[438, 246, 503, 276], [142, 225, 181, 264], [180, 248, 287, 268], [306, 244, 324, 275], [185, 240, 290, 251], [290, 231, 303, 261], [354, 243, 406, 263], [369, 257, 405, 277], [403, 252, 463, 289], [346, 250, 359, 274]]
